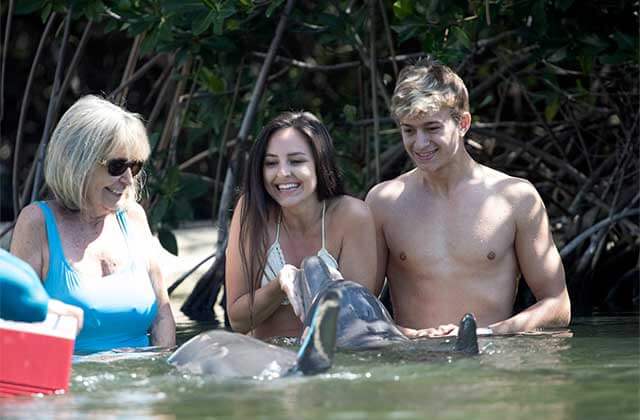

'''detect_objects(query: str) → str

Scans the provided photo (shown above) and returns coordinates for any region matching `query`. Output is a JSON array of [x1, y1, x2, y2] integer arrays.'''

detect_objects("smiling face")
[[85, 144, 142, 217], [263, 127, 318, 209], [399, 108, 469, 173]]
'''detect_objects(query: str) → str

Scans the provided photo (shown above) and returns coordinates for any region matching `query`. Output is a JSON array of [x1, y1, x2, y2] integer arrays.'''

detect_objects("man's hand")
[[398, 324, 458, 338]]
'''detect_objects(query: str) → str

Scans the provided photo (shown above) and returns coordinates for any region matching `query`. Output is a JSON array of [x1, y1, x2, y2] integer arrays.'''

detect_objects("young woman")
[[11, 95, 175, 353], [225, 112, 378, 339]]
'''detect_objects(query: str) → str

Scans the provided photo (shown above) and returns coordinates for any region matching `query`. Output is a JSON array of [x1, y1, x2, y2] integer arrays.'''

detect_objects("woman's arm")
[[128, 203, 176, 347], [334, 197, 379, 294], [225, 198, 288, 333], [10, 203, 47, 280], [148, 260, 176, 347]]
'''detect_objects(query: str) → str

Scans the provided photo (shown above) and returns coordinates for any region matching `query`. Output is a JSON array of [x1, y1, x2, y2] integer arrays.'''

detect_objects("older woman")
[[11, 95, 175, 354], [225, 111, 378, 339]]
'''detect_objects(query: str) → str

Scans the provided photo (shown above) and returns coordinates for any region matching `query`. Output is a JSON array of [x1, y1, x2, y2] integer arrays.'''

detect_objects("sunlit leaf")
[[393, 0, 413, 20]]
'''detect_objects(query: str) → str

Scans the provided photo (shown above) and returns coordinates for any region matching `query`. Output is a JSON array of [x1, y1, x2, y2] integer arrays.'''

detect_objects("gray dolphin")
[[168, 289, 341, 378], [296, 256, 479, 354]]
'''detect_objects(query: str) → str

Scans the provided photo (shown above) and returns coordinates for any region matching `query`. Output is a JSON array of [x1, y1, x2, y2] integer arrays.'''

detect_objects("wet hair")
[[238, 111, 344, 328], [391, 57, 469, 123], [44, 95, 150, 213]]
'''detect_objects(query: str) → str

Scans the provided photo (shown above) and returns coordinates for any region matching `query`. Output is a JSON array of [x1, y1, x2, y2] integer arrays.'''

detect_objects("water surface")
[[2, 316, 638, 419]]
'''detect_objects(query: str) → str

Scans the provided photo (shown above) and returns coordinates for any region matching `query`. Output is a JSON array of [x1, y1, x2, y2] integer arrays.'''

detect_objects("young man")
[[365, 59, 570, 337]]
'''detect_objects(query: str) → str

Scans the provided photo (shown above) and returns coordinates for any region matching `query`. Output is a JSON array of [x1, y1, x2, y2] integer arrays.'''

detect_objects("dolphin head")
[[300, 256, 334, 302]]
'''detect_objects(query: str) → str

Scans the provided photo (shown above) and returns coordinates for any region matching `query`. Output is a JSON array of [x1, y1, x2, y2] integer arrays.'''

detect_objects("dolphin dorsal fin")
[[454, 313, 479, 355]]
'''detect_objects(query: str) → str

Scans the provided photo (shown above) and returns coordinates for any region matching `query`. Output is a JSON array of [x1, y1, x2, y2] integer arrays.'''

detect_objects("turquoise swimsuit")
[[37, 201, 158, 354]]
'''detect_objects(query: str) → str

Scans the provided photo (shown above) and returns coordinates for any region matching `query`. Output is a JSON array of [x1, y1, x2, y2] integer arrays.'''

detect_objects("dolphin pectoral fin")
[[290, 288, 341, 375], [454, 313, 479, 355]]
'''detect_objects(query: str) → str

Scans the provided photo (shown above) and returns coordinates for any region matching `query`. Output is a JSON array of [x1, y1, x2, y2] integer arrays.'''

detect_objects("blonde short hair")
[[391, 57, 469, 123], [44, 95, 150, 213]]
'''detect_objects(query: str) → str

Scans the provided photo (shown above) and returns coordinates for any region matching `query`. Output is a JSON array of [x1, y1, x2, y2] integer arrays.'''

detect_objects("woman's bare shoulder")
[[329, 196, 374, 225], [11, 202, 48, 273], [123, 201, 150, 224], [13, 202, 48, 240]]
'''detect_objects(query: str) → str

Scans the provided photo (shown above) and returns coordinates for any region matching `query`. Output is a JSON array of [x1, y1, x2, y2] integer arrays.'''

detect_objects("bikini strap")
[[321, 200, 327, 248], [275, 212, 281, 241]]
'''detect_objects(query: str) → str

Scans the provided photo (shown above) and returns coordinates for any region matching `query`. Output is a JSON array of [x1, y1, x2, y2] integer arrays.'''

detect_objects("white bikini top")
[[261, 201, 339, 289]]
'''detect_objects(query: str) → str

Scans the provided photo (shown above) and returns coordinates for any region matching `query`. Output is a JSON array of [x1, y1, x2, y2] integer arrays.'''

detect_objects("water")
[[1, 316, 638, 419]]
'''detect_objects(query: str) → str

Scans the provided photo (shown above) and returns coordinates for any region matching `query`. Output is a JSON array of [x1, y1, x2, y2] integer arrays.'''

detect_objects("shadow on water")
[[1, 316, 638, 420]]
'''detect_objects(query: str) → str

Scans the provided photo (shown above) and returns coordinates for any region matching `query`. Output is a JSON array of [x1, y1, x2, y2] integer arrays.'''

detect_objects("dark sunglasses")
[[101, 158, 145, 177]]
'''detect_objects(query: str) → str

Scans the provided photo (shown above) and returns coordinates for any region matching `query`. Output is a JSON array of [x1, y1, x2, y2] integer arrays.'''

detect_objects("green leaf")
[[162, 166, 182, 197], [173, 199, 194, 222], [450, 26, 471, 50], [238, 0, 254, 10], [547, 46, 568, 63], [199, 67, 225, 93], [611, 32, 636, 52], [599, 52, 631, 65], [265, 0, 285, 18], [158, 229, 178, 256], [580, 34, 609, 53], [178, 173, 209, 200], [531, 0, 547, 37], [393, 0, 413, 20], [193, 9, 216, 36], [148, 131, 160, 150], [150, 197, 169, 226], [555, 0, 574, 12], [544, 96, 560, 123], [343, 104, 357, 123], [40, 2, 53, 22], [14, 0, 46, 15], [477, 94, 493, 109]]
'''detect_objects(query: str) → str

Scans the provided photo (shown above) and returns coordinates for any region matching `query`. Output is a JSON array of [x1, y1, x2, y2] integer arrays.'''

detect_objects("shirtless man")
[[365, 59, 571, 337]]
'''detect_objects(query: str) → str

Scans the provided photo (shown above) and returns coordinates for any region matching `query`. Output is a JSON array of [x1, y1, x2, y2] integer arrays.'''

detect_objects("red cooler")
[[0, 314, 77, 396]]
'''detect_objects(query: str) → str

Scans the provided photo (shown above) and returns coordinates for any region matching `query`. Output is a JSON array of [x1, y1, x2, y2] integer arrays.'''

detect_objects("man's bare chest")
[[384, 196, 516, 266]]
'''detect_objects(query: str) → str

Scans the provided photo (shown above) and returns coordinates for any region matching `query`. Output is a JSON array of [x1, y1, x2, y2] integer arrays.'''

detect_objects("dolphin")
[[295, 256, 479, 354], [168, 288, 341, 378]]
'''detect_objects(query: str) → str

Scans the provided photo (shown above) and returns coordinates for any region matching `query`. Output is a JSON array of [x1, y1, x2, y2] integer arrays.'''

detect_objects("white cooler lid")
[[0, 313, 77, 340]]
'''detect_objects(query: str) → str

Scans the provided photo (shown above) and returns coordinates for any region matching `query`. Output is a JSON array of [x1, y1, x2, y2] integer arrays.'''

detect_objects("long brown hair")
[[238, 111, 344, 329]]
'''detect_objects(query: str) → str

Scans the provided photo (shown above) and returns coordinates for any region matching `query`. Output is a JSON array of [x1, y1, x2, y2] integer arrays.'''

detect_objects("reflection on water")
[[1, 316, 638, 420]]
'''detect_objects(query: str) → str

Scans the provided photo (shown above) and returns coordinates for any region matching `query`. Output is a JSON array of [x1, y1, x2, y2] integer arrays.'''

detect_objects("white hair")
[[44, 95, 150, 213]]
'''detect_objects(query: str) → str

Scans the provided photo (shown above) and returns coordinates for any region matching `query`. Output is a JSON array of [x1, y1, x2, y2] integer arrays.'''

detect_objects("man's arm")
[[490, 181, 571, 334], [365, 184, 390, 298]]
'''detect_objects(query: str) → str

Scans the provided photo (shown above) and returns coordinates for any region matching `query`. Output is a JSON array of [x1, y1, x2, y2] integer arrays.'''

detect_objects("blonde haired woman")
[[11, 95, 175, 354]]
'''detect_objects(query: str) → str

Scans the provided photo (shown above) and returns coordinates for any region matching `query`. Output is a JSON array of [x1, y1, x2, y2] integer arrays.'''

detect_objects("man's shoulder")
[[480, 166, 541, 211], [481, 165, 535, 193], [366, 170, 415, 203]]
